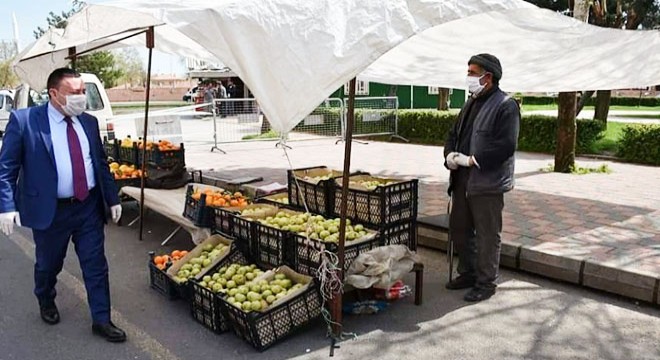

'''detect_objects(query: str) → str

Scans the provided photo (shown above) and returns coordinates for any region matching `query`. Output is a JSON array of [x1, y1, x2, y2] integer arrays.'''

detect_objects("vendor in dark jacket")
[[443, 53, 520, 302]]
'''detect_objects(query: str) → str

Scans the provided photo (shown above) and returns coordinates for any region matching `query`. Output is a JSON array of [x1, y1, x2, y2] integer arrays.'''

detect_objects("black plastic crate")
[[103, 136, 119, 160], [287, 166, 339, 216], [211, 207, 239, 236], [189, 247, 251, 333], [148, 261, 179, 300], [252, 222, 292, 269], [219, 282, 322, 351], [147, 253, 190, 300], [380, 220, 417, 251], [145, 143, 185, 168], [230, 215, 254, 256], [118, 142, 139, 164], [290, 234, 381, 277], [183, 185, 209, 226], [331, 178, 418, 228]]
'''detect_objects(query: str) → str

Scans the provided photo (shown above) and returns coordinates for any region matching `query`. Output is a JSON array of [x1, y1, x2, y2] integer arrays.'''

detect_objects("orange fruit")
[[180, 251, 188, 257], [234, 192, 243, 198], [154, 256, 165, 265], [156, 263, 166, 270], [171, 250, 182, 258], [229, 199, 239, 207]]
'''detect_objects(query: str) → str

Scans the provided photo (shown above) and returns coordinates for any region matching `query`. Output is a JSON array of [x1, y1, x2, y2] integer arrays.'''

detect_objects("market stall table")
[[120, 186, 211, 245]]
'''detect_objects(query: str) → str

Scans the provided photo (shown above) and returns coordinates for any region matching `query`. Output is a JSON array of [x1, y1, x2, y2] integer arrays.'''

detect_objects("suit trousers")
[[449, 170, 504, 289], [32, 187, 111, 324]]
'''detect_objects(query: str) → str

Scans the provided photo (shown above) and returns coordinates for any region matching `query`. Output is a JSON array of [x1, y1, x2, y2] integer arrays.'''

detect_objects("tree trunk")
[[594, 90, 611, 124], [438, 88, 450, 111], [260, 115, 272, 134], [555, 92, 577, 173], [576, 90, 595, 116]]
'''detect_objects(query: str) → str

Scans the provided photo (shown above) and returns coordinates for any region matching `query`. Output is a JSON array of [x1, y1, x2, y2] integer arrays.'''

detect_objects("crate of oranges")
[[183, 184, 250, 229], [148, 249, 189, 300]]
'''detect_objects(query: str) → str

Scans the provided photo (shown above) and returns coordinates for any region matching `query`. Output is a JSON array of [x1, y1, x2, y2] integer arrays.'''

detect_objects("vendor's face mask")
[[466, 74, 486, 96]]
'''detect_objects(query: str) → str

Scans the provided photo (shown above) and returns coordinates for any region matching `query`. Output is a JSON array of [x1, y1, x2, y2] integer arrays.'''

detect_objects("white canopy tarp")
[[14, 0, 660, 136], [13, 4, 220, 89]]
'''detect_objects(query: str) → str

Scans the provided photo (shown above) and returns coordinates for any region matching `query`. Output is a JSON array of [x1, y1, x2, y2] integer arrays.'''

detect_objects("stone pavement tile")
[[583, 247, 660, 303]]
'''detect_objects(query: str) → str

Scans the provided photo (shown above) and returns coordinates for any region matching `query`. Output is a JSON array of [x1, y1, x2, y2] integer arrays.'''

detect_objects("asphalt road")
[[1, 204, 660, 360]]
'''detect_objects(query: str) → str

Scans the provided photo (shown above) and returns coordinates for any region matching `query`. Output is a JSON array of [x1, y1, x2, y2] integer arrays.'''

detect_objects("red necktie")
[[64, 116, 89, 201]]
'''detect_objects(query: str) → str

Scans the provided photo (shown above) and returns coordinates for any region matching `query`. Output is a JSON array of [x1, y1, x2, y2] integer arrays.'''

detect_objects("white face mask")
[[62, 94, 87, 116], [466, 74, 486, 96]]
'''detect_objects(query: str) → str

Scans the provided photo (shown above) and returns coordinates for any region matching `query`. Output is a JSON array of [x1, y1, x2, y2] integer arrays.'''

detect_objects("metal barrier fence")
[[341, 96, 406, 141], [210, 98, 263, 152], [290, 98, 344, 140]]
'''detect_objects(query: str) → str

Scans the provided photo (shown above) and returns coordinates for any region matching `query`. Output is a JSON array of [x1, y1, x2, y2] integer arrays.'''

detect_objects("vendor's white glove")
[[0, 211, 21, 236], [111, 205, 122, 224], [445, 152, 459, 170], [453, 153, 475, 167]]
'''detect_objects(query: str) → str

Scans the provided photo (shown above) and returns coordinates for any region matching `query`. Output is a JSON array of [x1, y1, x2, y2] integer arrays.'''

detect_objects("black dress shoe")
[[464, 287, 496, 302], [92, 322, 127, 343], [40, 303, 60, 325], [445, 275, 476, 290]]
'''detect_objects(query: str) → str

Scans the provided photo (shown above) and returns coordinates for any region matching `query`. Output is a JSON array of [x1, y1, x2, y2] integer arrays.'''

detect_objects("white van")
[[10, 73, 115, 140]]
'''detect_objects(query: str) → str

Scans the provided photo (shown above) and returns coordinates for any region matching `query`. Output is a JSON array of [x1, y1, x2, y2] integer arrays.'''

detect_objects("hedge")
[[397, 111, 604, 154], [521, 96, 660, 107], [616, 124, 660, 165]]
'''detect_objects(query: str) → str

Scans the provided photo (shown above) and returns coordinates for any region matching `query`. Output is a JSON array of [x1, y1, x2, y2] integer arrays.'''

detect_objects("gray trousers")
[[450, 171, 504, 289]]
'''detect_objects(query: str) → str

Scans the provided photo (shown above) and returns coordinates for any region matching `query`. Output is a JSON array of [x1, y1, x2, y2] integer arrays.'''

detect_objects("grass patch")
[[587, 122, 626, 154], [242, 130, 279, 140], [540, 163, 612, 174]]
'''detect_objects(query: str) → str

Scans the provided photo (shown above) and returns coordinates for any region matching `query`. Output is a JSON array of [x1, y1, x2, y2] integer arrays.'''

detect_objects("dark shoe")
[[92, 322, 127, 343], [445, 275, 476, 290], [40, 303, 60, 325], [464, 287, 496, 302]]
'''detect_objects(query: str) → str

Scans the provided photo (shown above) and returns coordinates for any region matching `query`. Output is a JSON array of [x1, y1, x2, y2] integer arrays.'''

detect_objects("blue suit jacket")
[[0, 104, 120, 230]]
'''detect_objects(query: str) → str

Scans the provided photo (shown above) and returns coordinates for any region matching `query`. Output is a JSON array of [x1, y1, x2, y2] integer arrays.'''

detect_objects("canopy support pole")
[[68, 47, 77, 68], [139, 26, 155, 241], [330, 77, 356, 346]]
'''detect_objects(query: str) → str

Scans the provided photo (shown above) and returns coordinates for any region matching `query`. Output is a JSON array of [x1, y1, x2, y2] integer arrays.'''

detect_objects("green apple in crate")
[[172, 242, 230, 283]]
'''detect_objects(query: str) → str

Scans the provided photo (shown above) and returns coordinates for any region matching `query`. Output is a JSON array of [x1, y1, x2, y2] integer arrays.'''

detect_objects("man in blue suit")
[[0, 68, 126, 342]]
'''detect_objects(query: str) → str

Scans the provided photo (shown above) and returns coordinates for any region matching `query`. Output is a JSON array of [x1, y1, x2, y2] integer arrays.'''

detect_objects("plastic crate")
[[229, 215, 253, 256], [103, 136, 119, 160], [147, 253, 189, 300], [251, 222, 292, 269], [219, 281, 323, 351], [145, 143, 185, 168], [189, 248, 251, 333], [183, 184, 209, 226], [211, 207, 239, 237], [118, 143, 139, 164], [331, 177, 418, 228], [287, 166, 340, 216], [380, 220, 417, 251], [289, 234, 381, 277]]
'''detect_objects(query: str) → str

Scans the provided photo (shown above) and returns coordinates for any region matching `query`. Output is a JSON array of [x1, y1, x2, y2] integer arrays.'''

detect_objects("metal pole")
[[139, 27, 155, 241], [331, 78, 356, 340]]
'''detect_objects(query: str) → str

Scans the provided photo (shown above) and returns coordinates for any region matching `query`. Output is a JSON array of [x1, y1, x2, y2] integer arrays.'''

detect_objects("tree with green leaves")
[[33, 0, 123, 87]]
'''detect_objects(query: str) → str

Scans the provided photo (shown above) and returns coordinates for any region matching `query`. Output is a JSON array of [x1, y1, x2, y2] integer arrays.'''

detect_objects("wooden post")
[[139, 26, 155, 241]]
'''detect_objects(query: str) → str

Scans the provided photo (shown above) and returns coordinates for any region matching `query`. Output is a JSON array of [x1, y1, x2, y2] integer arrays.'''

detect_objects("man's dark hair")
[[47, 68, 81, 90]]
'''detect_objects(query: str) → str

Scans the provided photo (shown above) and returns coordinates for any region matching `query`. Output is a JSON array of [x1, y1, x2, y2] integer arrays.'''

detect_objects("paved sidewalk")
[[183, 138, 660, 304]]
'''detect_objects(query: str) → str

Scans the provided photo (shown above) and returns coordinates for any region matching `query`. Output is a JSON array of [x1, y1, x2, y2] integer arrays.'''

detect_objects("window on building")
[[428, 86, 439, 95], [345, 79, 369, 96]]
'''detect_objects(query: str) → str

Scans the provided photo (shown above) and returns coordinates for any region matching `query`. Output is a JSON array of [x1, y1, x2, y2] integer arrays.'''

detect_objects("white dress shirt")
[[47, 102, 96, 198]]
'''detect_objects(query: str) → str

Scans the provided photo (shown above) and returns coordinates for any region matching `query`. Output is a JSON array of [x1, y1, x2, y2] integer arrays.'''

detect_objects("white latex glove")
[[0, 211, 21, 236], [111, 205, 122, 224], [445, 152, 459, 170], [453, 153, 475, 167]]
